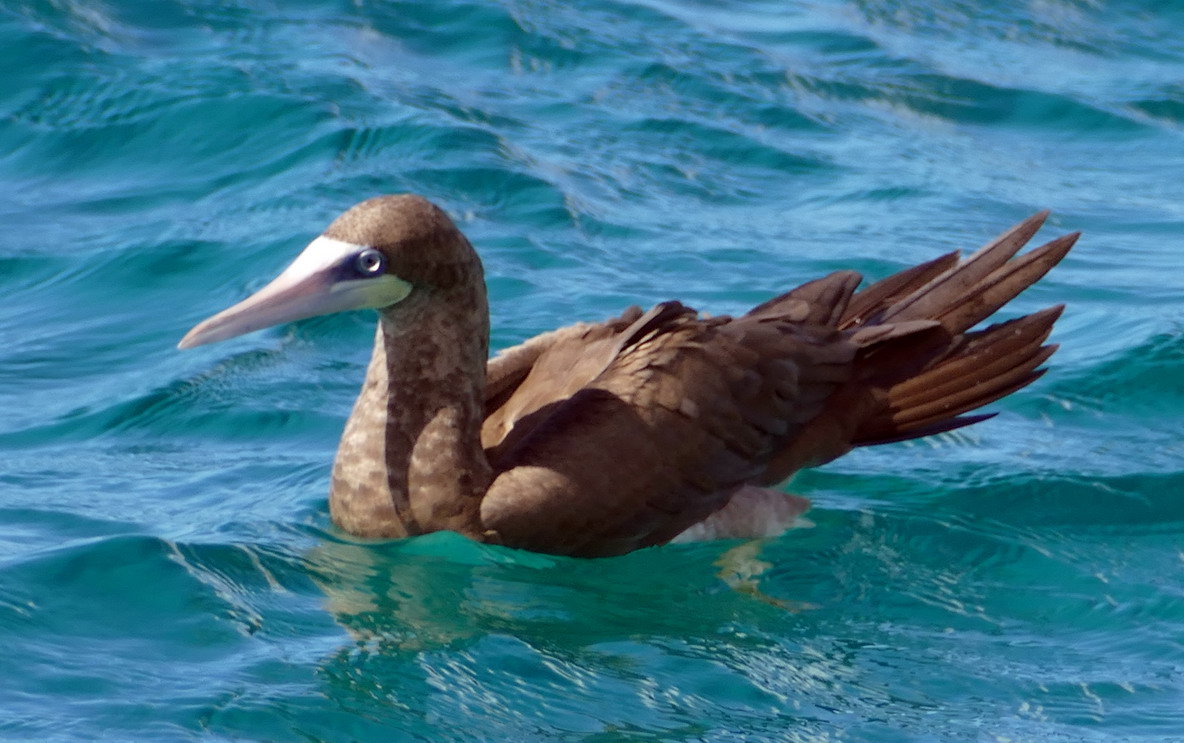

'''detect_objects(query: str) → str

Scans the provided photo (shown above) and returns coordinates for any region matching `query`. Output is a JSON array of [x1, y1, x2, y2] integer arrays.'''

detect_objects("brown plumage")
[[179, 196, 1077, 557]]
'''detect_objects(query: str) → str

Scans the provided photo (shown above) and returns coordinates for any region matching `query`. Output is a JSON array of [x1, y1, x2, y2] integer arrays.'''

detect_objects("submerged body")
[[180, 196, 1076, 557]]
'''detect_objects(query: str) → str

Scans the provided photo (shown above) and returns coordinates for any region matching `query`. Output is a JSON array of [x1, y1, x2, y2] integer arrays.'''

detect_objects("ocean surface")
[[2, 0, 1184, 740]]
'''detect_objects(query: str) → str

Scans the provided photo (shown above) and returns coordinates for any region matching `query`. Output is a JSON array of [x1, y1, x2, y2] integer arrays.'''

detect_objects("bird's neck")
[[329, 288, 491, 540]]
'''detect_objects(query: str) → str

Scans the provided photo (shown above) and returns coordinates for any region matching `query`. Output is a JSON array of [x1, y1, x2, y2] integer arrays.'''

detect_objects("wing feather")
[[481, 280, 859, 556], [474, 215, 1074, 556]]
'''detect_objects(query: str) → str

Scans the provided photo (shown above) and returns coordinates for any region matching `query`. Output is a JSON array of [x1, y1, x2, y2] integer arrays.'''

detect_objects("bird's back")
[[477, 211, 1076, 557]]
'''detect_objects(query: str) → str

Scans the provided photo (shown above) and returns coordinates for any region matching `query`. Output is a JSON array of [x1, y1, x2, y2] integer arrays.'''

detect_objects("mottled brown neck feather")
[[329, 281, 491, 539]]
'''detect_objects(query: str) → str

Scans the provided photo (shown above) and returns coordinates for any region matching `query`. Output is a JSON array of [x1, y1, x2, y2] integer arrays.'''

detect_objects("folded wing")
[[479, 213, 1076, 556]]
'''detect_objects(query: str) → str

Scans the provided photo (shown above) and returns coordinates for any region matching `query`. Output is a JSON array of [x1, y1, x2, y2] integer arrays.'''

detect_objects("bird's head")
[[178, 195, 478, 349]]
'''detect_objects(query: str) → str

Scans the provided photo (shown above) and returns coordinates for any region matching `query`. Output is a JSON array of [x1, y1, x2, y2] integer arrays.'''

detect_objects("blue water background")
[[2, 0, 1184, 740]]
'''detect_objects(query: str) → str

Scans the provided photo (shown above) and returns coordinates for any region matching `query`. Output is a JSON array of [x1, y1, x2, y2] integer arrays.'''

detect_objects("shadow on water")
[[293, 528, 889, 740], [273, 460, 1184, 742], [304, 530, 783, 649], [6, 494, 1181, 741]]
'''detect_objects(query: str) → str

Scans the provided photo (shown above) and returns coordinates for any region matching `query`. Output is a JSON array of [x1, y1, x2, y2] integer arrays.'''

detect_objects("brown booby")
[[179, 196, 1076, 557]]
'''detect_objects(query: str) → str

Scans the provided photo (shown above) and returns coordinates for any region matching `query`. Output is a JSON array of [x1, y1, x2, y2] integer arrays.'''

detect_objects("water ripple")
[[3, 0, 1184, 740]]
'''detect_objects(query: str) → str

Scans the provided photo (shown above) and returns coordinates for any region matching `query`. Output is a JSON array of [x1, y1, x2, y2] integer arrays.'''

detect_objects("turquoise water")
[[3, 0, 1184, 739]]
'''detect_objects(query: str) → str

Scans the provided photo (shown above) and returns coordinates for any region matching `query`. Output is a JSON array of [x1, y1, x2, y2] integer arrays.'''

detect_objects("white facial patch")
[[178, 235, 413, 349], [278, 236, 412, 309], [284, 236, 363, 276]]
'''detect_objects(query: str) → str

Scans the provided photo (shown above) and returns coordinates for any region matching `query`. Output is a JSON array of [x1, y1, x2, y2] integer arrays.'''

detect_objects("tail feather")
[[880, 209, 1050, 326], [841, 251, 959, 328], [855, 412, 997, 447], [884, 346, 1055, 429], [890, 307, 1063, 405], [932, 232, 1078, 334], [899, 368, 1049, 433], [845, 212, 1073, 448], [753, 211, 1074, 482]]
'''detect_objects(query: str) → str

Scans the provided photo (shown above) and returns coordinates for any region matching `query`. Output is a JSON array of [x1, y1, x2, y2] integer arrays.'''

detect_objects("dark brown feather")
[[840, 252, 959, 328]]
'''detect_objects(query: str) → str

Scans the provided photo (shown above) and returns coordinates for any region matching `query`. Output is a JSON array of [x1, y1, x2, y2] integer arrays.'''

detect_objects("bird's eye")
[[354, 249, 386, 277]]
